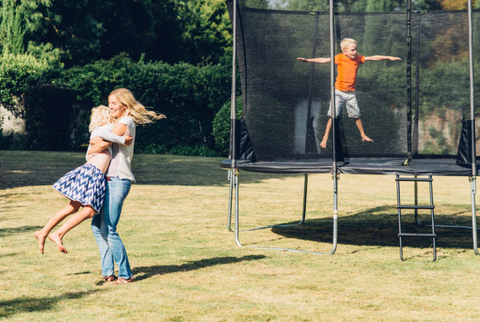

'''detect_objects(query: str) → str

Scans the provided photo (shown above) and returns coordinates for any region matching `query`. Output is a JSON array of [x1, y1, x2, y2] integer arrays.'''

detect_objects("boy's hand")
[[124, 135, 133, 146], [390, 57, 402, 61], [297, 57, 308, 62]]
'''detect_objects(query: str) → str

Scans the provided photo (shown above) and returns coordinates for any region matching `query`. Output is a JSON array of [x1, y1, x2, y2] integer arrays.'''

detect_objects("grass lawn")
[[1, 150, 480, 321]]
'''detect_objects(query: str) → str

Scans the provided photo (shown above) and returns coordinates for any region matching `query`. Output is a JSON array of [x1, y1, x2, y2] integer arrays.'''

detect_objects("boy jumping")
[[297, 38, 401, 149]]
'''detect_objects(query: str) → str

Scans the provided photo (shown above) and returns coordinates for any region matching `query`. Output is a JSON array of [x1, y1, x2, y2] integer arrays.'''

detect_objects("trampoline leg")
[[233, 170, 244, 247], [470, 177, 478, 255], [227, 169, 234, 232], [235, 173, 336, 255], [241, 174, 309, 232], [330, 173, 338, 255], [301, 174, 308, 224]]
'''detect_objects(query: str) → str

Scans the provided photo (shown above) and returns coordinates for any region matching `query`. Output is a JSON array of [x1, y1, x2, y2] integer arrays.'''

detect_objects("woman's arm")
[[88, 123, 129, 155], [297, 57, 331, 63]]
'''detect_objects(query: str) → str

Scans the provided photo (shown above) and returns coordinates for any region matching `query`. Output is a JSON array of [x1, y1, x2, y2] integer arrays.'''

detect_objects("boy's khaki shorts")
[[327, 89, 361, 118]]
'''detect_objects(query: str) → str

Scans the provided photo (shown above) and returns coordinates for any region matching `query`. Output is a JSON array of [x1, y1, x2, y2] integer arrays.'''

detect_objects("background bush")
[[23, 85, 80, 151], [0, 54, 234, 155]]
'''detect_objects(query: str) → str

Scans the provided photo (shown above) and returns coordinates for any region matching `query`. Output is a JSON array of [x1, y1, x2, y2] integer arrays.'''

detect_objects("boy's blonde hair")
[[109, 88, 166, 125], [340, 38, 357, 52], [89, 105, 113, 132]]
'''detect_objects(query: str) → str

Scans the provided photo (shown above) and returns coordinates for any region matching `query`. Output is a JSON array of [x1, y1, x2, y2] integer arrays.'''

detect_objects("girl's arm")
[[365, 56, 402, 61], [297, 57, 331, 63]]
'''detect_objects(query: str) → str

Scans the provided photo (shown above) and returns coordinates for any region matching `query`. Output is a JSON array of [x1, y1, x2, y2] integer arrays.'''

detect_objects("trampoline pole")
[[329, 0, 338, 255], [230, 0, 238, 171], [406, 0, 413, 163], [468, 0, 478, 255]]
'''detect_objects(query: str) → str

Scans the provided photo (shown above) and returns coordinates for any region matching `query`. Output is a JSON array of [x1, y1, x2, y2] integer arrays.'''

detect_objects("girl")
[[89, 88, 165, 284], [34, 106, 132, 254]]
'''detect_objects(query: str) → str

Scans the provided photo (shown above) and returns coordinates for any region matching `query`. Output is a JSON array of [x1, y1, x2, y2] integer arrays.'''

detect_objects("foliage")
[[0, 0, 26, 54], [0, 52, 54, 113], [23, 85, 78, 151], [46, 54, 232, 155], [176, 0, 232, 65], [0, 0, 232, 67], [212, 97, 242, 156]]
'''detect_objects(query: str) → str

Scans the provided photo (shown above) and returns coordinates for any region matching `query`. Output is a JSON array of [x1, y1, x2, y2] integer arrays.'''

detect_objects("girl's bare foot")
[[34, 231, 46, 254], [320, 137, 328, 149], [361, 135, 373, 142], [48, 232, 68, 253]]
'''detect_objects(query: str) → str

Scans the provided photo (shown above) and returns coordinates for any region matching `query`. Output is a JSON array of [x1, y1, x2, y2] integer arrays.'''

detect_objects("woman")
[[89, 88, 165, 285]]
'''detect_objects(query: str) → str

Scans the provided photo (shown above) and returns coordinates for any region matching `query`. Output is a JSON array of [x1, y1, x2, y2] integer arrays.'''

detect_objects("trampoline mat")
[[220, 158, 477, 176]]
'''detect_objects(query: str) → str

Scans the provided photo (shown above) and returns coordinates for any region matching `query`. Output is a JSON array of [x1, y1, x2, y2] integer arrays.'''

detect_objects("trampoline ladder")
[[396, 174, 436, 261]]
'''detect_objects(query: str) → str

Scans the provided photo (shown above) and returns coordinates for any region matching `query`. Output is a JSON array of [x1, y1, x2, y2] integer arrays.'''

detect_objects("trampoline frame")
[[226, 0, 478, 258]]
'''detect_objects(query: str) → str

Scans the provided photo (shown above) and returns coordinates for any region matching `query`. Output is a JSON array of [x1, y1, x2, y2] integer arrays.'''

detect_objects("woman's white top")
[[104, 116, 136, 182], [86, 124, 125, 161]]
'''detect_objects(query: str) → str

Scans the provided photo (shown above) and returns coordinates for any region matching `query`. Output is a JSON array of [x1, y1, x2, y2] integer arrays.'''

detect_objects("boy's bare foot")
[[320, 137, 328, 149], [34, 231, 46, 254], [48, 232, 68, 254], [361, 135, 373, 142]]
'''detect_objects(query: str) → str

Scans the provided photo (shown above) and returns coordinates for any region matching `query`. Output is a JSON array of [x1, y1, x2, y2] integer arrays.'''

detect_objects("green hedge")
[[0, 53, 235, 155], [53, 54, 233, 155]]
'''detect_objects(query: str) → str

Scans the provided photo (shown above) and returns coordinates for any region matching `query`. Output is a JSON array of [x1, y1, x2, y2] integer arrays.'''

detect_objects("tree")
[[0, 0, 26, 54]]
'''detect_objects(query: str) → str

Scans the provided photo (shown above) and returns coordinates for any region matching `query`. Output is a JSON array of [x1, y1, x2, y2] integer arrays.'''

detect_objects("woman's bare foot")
[[320, 136, 328, 149], [48, 232, 67, 253], [361, 135, 373, 142], [34, 231, 47, 254]]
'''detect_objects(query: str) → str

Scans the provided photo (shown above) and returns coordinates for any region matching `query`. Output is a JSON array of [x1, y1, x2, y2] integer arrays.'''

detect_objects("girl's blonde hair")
[[89, 105, 114, 132], [340, 38, 357, 51], [109, 88, 166, 125]]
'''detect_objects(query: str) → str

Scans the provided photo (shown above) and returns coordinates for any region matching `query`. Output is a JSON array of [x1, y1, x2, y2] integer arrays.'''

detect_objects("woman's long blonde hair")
[[89, 105, 114, 132], [109, 88, 166, 124]]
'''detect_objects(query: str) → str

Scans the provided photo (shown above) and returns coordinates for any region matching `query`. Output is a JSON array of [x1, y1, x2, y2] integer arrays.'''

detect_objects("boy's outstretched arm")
[[297, 57, 331, 63], [365, 56, 401, 61]]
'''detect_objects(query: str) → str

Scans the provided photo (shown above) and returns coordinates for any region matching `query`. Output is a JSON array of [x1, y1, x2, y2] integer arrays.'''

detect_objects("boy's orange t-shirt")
[[334, 53, 365, 91]]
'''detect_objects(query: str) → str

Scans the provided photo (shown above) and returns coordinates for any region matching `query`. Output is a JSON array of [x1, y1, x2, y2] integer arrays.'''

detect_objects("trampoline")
[[223, 0, 479, 260]]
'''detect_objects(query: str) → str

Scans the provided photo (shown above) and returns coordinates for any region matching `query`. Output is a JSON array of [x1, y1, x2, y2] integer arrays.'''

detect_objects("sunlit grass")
[[1, 150, 480, 321]]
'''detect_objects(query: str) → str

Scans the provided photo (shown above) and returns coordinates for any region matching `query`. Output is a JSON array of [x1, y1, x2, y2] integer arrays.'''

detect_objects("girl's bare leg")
[[355, 118, 373, 142], [48, 206, 96, 253], [34, 201, 82, 254], [320, 118, 333, 149]]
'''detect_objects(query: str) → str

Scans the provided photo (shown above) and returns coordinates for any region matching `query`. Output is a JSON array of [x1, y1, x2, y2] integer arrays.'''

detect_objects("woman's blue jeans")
[[91, 178, 132, 279]]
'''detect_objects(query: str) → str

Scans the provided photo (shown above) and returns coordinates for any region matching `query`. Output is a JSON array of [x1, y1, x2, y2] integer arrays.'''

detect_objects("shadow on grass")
[[0, 226, 42, 238], [0, 253, 18, 258], [268, 207, 478, 250], [0, 290, 104, 318], [132, 255, 266, 281]]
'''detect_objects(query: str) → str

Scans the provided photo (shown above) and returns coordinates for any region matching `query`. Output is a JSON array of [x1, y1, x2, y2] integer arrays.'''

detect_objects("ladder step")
[[396, 177, 433, 182], [399, 233, 436, 237], [398, 205, 434, 210]]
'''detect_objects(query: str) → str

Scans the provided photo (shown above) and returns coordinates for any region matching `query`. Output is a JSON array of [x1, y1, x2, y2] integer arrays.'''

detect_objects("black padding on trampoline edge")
[[220, 158, 477, 176]]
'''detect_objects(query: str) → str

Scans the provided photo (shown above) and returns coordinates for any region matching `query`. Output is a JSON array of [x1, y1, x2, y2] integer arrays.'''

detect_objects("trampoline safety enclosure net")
[[226, 1, 480, 166]]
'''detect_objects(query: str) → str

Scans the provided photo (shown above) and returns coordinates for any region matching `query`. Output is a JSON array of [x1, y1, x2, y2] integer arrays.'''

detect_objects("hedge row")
[[0, 54, 236, 156]]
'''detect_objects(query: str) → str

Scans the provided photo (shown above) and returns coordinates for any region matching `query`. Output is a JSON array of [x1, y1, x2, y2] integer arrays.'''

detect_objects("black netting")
[[229, 1, 480, 162], [414, 11, 480, 157]]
